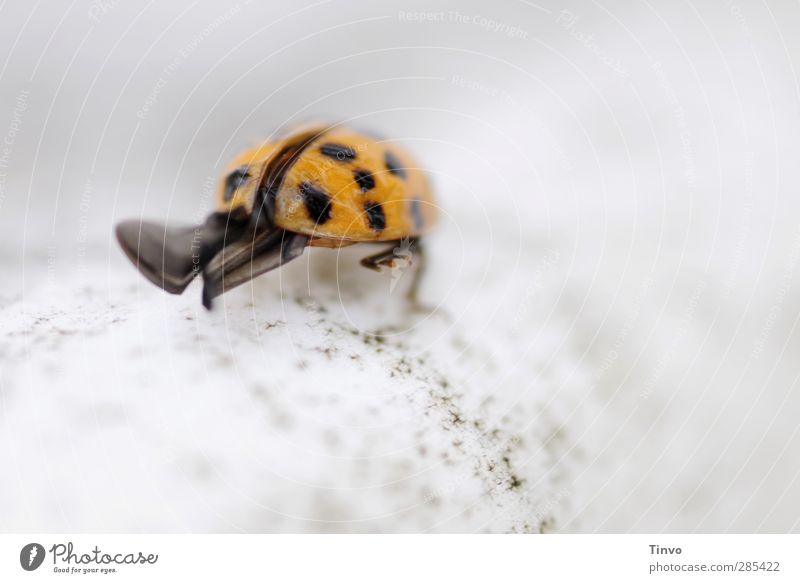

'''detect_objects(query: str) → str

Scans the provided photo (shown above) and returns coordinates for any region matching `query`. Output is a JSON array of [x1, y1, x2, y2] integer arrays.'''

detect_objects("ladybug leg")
[[360, 238, 425, 301], [407, 238, 425, 304], [359, 245, 400, 271]]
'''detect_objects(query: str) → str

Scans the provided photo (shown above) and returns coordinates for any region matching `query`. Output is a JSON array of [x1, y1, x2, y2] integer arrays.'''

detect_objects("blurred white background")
[[1, 0, 800, 533]]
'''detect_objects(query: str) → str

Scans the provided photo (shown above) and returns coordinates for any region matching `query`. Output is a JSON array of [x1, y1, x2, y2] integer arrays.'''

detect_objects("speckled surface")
[[0, 228, 590, 532]]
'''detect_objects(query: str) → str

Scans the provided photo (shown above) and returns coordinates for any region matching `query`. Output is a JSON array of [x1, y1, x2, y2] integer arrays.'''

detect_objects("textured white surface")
[[2, 228, 586, 533], [2, 0, 800, 532]]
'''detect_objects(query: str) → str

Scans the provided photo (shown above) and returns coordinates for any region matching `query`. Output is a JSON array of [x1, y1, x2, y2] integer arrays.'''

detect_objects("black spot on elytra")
[[320, 142, 356, 161], [299, 182, 332, 225], [384, 150, 406, 179], [223, 166, 250, 202], [364, 201, 386, 231], [353, 169, 375, 192], [410, 198, 424, 230]]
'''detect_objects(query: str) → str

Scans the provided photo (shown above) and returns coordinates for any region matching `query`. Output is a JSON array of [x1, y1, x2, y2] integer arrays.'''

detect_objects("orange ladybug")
[[115, 123, 438, 309]]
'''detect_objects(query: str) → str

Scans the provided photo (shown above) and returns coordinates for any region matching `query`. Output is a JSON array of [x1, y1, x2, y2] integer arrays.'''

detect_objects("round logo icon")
[[20, 543, 46, 571]]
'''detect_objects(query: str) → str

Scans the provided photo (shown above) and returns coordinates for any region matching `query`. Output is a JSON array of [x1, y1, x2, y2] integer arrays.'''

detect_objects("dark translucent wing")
[[201, 230, 308, 309], [115, 215, 243, 294], [116, 220, 199, 294]]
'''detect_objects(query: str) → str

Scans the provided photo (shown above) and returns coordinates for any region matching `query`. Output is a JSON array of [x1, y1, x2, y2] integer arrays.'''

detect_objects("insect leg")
[[359, 245, 401, 271], [359, 238, 425, 302], [406, 238, 425, 303]]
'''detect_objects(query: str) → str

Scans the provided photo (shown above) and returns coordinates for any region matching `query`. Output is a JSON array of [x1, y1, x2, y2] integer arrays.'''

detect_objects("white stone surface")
[[1, 227, 588, 533]]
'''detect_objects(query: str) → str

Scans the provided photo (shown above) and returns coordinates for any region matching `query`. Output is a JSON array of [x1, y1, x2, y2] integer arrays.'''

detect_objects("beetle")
[[115, 122, 437, 309]]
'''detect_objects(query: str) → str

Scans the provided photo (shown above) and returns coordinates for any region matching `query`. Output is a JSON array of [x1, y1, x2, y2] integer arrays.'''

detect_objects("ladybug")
[[115, 123, 437, 309]]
